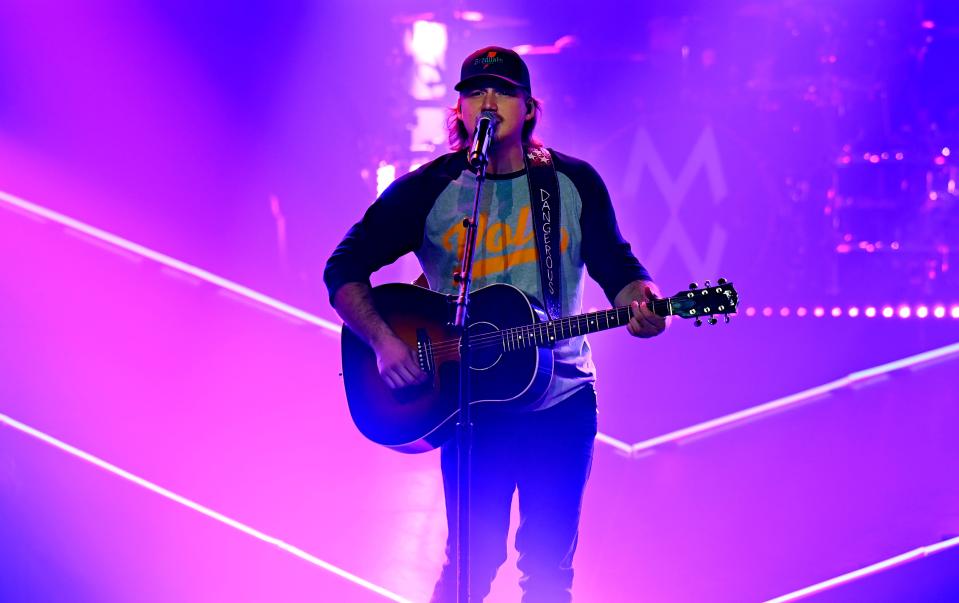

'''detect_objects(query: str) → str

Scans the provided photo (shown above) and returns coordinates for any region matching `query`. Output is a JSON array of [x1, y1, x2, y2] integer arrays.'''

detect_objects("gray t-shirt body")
[[418, 167, 592, 409]]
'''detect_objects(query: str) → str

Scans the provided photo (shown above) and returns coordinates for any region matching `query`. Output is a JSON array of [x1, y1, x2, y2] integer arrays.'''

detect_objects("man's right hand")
[[373, 334, 429, 389]]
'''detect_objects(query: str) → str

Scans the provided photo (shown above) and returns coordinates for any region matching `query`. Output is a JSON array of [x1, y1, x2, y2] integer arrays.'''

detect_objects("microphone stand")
[[453, 146, 489, 603]]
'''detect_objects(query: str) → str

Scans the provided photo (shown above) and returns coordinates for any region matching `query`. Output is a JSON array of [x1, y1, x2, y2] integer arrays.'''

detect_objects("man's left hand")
[[626, 282, 668, 339]]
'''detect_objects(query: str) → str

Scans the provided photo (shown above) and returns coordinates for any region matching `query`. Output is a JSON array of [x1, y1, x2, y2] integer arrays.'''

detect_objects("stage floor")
[[3, 198, 959, 602]]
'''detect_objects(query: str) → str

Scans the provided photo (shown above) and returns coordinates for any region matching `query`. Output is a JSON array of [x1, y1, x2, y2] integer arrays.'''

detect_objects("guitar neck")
[[500, 297, 671, 351]]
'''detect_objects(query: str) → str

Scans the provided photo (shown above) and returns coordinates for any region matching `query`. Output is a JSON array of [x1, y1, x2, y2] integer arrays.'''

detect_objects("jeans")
[[429, 385, 598, 603]]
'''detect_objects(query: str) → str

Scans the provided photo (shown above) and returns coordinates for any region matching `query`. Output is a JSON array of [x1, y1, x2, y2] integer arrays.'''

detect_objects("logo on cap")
[[474, 51, 505, 70]]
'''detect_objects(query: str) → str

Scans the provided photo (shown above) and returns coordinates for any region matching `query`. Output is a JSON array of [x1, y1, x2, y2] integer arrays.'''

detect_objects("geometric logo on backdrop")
[[622, 126, 728, 278]]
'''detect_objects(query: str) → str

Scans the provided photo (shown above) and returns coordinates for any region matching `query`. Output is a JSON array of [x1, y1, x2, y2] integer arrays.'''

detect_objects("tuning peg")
[[689, 282, 698, 290], [694, 318, 703, 327], [708, 317, 718, 325], [704, 280, 711, 287], [718, 278, 727, 285]]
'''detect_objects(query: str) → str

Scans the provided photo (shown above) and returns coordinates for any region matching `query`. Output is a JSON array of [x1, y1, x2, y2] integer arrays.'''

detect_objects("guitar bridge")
[[415, 328, 435, 375]]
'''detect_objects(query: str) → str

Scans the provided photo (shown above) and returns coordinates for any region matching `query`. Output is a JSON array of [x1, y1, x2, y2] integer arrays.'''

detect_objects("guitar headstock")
[[667, 278, 739, 326]]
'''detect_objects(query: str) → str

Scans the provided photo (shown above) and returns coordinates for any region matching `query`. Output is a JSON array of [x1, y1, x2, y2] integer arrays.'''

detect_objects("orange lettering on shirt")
[[441, 208, 569, 285]]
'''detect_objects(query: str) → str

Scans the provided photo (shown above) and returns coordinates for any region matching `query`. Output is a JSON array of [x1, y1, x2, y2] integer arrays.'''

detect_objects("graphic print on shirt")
[[440, 206, 570, 286]]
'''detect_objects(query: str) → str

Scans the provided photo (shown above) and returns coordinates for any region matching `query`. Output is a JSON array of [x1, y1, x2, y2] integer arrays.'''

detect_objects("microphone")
[[468, 111, 497, 169]]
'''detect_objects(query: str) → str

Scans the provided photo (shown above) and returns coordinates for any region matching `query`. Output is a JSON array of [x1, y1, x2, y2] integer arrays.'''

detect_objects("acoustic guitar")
[[341, 280, 738, 453]]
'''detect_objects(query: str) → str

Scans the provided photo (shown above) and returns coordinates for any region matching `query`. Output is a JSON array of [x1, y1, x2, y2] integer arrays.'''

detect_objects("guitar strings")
[[420, 302, 656, 356], [427, 309, 634, 351], [419, 294, 731, 357], [424, 314, 623, 353]]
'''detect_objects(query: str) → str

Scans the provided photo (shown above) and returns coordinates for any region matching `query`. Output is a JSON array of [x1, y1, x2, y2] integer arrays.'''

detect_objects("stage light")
[[745, 306, 757, 317], [898, 306, 911, 319], [848, 307, 859, 317], [882, 306, 894, 318], [934, 306, 946, 318], [796, 307, 808, 317], [407, 20, 447, 66], [864, 307, 877, 318], [762, 307, 773, 317], [943, 147, 952, 157], [952, 306, 959, 319], [814, 307, 825, 317], [916, 306, 929, 318], [376, 162, 397, 196], [831, 307, 842, 317], [454, 10, 484, 22], [780, 307, 790, 317], [406, 21, 448, 102]]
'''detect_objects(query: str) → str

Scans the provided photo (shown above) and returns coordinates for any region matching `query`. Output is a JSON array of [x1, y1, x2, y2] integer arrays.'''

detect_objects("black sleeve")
[[556, 152, 652, 304], [323, 175, 430, 305], [323, 155, 463, 305]]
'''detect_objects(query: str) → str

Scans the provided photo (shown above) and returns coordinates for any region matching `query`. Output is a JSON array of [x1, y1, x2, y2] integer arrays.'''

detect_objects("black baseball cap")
[[454, 46, 531, 94]]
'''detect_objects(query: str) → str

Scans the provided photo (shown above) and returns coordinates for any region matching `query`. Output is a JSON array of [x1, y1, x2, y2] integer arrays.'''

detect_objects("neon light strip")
[[594, 432, 633, 454], [631, 341, 959, 455], [764, 535, 959, 602], [0, 190, 342, 334], [0, 190, 633, 452], [0, 411, 413, 603]]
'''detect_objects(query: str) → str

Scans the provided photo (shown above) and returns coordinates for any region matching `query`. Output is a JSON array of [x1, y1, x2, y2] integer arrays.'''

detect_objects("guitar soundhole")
[[466, 321, 502, 370]]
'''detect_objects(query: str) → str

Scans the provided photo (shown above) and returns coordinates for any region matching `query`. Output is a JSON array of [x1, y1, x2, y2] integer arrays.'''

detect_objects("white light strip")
[[631, 341, 959, 455], [594, 432, 633, 454], [0, 412, 413, 603], [764, 535, 959, 602], [0, 190, 342, 334], [0, 190, 633, 452]]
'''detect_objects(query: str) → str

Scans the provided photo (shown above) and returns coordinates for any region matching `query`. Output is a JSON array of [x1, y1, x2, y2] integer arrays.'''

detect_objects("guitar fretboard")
[[500, 298, 670, 351]]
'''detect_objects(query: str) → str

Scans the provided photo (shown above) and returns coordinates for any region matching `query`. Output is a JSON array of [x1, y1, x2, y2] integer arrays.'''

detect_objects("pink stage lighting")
[[934, 306, 947, 318], [952, 306, 959, 319], [864, 306, 877, 318], [454, 10, 484, 22], [831, 307, 842, 317], [848, 307, 859, 318], [796, 307, 808, 317], [813, 307, 825, 318], [898, 306, 912, 319], [408, 20, 448, 66], [916, 306, 929, 318], [882, 306, 895, 318]]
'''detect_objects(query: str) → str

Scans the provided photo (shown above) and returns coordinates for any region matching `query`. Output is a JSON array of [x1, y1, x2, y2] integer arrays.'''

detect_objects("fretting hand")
[[626, 283, 668, 338]]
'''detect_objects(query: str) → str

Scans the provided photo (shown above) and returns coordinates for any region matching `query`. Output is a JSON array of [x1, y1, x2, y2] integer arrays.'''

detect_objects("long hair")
[[447, 94, 543, 151]]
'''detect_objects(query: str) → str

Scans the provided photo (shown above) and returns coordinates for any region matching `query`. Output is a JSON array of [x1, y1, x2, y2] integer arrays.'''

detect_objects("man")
[[324, 46, 666, 602]]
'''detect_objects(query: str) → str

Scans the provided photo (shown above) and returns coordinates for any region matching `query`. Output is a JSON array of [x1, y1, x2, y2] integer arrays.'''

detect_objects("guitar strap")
[[523, 145, 563, 320]]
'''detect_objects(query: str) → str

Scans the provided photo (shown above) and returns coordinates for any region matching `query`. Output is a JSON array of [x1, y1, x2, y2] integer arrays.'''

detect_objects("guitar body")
[[341, 283, 553, 453], [340, 277, 739, 453]]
